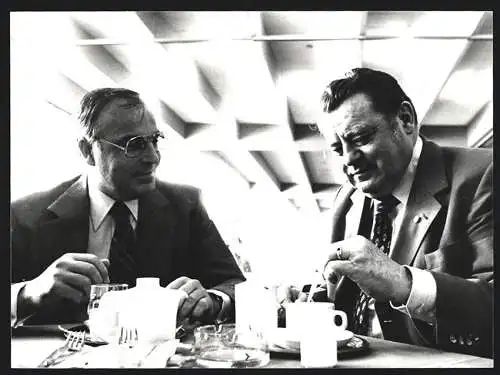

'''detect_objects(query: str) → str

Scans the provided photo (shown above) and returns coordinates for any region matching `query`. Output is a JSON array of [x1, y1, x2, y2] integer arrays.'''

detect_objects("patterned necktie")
[[108, 201, 138, 286], [351, 195, 399, 335]]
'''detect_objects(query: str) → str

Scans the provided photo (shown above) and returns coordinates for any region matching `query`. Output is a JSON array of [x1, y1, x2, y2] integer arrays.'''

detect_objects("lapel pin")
[[413, 213, 428, 224]]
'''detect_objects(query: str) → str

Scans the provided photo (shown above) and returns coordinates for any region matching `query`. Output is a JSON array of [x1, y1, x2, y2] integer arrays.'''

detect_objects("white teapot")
[[95, 278, 186, 344]]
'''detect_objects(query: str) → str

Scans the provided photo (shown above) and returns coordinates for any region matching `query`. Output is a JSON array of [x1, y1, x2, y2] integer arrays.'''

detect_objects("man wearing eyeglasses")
[[11, 88, 246, 328]]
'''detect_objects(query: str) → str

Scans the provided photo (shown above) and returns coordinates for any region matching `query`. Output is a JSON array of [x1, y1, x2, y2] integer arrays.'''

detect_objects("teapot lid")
[[136, 277, 160, 287]]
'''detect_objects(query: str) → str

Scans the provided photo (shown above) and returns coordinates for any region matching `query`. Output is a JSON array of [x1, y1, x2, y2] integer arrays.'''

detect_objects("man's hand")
[[21, 253, 110, 310], [166, 276, 219, 324], [323, 235, 411, 304], [276, 284, 308, 305]]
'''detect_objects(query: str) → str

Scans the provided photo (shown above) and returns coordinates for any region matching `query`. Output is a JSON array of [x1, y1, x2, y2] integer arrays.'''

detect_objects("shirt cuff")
[[206, 289, 232, 323], [390, 266, 437, 323]]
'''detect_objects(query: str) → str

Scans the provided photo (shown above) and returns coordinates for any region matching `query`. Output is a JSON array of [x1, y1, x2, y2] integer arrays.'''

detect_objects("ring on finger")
[[336, 247, 343, 260]]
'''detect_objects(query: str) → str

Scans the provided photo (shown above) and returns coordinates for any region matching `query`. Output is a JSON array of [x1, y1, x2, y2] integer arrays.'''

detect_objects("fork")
[[118, 326, 139, 348], [117, 326, 148, 367], [38, 330, 86, 367]]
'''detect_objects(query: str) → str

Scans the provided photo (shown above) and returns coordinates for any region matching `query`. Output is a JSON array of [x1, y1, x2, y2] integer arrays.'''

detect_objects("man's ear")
[[398, 101, 417, 135], [78, 137, 96, 166]]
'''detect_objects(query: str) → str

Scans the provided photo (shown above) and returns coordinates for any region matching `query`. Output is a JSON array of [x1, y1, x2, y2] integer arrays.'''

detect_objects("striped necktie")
[[108, 201, 138, 286], [351, 195, 399, 335]]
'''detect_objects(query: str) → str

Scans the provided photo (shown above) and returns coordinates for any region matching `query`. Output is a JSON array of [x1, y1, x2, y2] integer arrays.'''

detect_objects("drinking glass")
[[194, 323, 270, 368]]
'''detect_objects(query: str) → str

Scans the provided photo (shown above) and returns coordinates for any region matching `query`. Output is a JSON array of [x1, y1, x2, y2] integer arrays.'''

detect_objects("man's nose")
[[342, 144, 361, 166], [141, 141, 160, 163]]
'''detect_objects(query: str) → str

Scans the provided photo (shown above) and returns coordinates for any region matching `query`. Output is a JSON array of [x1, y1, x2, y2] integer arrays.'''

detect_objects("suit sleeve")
[[189, 191, 246, 311], [10, 205, 38, 325], [432, 162, 493, 357], [11, 206, 32, 283]]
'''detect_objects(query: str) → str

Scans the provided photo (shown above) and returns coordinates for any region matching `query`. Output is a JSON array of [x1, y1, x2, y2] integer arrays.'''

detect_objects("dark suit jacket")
[[11, 175, 246, 324], [331, 139, 493, 358]]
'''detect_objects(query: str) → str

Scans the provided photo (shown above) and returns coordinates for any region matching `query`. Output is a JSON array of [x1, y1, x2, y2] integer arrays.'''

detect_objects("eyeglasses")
[[96, 131, 164, 158]]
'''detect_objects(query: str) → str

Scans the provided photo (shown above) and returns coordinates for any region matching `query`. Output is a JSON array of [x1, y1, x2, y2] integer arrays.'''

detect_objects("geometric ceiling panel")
[[364, 11, 485, 37], [423, 40, 492, 126], [473, 11, 493, 35], [153, 11, 261, 39], [362, 39, 472, 124], [301, 151, 347, 185], [11, 10, 493, 219], [262, 11, 364, 37], [175, 40, 285, 125], [363, 11, 427, 36], [274, 40, 363, 124], [260, 151, 298, 184]]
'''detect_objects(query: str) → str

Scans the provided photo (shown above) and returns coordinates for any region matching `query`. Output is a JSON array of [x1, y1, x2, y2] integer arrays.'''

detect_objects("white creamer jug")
[[97, 278, 186, 344], [88, 290, 125, 343], [122, 277, 186, 344]]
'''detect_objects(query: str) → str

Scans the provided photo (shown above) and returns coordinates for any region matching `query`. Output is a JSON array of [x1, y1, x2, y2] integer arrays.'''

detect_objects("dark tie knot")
[[374, 195, 399, 214], [110, 201, 131, 222]]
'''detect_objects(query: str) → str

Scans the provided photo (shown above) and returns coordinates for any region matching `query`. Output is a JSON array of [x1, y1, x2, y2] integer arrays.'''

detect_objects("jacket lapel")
[[37, 176, 89, 267], [136, 188, 175, 281], [331, 185, 355, 242], [346, 189, 367, 239], [391, 140, 448, 266], [330, 185, 365, 309]]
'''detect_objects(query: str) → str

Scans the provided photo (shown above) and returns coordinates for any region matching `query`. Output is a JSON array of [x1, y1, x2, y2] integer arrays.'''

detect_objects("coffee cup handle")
[[333, 310, 348, 331]]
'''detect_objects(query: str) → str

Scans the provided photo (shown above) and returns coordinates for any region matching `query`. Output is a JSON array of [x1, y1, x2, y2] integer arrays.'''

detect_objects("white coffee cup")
[[285, 302, 348, 368], [286, 302, 347, 335]]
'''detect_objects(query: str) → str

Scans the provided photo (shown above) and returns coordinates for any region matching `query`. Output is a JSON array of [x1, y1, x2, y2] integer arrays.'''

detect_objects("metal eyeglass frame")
[[96, 131, 164, 158]]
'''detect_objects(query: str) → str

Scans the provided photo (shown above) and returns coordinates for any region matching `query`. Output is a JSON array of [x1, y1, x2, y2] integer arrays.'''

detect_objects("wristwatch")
[[207, 289, 231, 324]]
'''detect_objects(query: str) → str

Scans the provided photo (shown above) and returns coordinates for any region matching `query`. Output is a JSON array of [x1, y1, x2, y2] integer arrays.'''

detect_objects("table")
[[11, 325, 493, 368]]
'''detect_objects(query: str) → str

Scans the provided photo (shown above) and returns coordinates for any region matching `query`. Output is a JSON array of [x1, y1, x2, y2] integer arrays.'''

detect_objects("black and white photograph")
[[10, 10, 493, 368]]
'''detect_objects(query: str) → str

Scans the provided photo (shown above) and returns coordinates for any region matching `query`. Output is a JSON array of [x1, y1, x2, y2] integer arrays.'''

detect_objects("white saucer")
[[268, 328, 353, 353]]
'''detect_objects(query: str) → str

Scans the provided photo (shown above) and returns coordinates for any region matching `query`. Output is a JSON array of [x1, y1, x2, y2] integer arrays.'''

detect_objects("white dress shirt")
[[87, 170, 138, 260]]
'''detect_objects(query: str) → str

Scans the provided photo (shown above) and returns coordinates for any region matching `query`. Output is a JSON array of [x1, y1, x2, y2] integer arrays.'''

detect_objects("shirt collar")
[[391, 136, 423, 206], [87, 170, 139, 231]]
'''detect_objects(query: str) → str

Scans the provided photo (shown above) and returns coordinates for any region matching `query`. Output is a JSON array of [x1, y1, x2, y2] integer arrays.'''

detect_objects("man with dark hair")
[[317, 68, 492, 357], [11, 88, 245, 327]]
